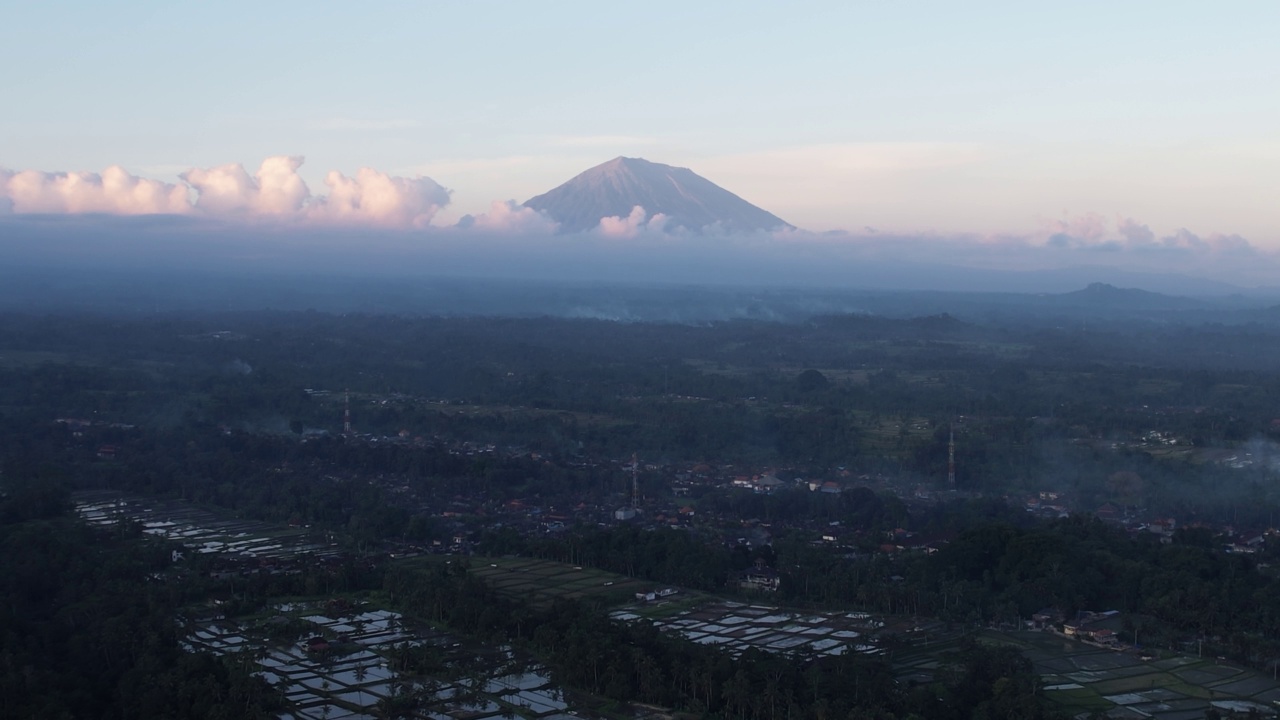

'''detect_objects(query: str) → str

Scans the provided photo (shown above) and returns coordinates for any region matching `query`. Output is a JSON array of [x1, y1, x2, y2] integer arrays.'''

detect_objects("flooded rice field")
[[185, 603, 586, 720], [612, 600, 885, 658], [74, 490, 341, 559]]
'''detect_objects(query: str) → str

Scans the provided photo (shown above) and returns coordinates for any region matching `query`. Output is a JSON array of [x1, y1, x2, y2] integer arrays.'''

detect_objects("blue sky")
[[1, 2, 1278, 258]]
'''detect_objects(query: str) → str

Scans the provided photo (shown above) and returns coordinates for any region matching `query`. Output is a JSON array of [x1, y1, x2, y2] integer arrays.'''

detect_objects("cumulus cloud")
[[1117, 217, 1156, 245], [595, 206, 673, 239], [181, 156, 310, 217], [311, 167, 449, 228], [456, 200, 559, 234], [1041, 212, 1109, 248], [1144, 228, 1256, 256], [0, 166, 191, 215], [0, 156, 449, 228], [1028, 213, 1262, 258]]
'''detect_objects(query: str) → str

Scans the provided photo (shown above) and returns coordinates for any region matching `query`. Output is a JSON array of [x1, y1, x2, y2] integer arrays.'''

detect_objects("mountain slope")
[[1056, 282, 1208, 311], [523, 156, 793, 234]]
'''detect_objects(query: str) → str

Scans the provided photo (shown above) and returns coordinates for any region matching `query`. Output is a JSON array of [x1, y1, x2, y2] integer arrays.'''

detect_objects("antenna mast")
[[344, 389, 352, 435], [631, 452, 639, 509], [947, 425, 956, 489]]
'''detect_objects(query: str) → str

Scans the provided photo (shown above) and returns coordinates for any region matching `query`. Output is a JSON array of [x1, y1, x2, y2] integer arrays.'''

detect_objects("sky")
[[2, 1, 1279, 288]]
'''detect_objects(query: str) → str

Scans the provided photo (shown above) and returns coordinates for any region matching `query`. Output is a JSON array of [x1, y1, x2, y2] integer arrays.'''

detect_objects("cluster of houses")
[[1029, 608, 1129, 647], [1098, 508, 1274, 554], [1021, 491, 1070, 519], [54, 417, 137, 459], [1062, 610, 1123, 646], [727, 473, 848, 495], [1006, 483, 1279, 558]]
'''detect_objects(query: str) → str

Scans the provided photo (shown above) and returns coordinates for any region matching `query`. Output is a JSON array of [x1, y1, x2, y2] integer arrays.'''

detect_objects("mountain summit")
[[523, 157, 793, 234]]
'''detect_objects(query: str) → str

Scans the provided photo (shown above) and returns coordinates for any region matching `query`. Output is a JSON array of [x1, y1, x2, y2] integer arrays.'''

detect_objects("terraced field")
[[405, 556, 653, 609], [894, 630, 1280, 719], [185, 602, 586, 720]]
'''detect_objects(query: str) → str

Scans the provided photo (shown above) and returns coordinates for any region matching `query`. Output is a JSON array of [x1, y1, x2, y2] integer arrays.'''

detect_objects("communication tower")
[[343, 389, 352, 435], [614, 452, 640, 521], [631, 452, 639, 509], [947, 426, 956, 489]]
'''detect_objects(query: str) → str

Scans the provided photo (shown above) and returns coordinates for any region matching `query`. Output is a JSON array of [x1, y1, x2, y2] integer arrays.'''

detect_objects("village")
[[71, 481, 1280, 720]]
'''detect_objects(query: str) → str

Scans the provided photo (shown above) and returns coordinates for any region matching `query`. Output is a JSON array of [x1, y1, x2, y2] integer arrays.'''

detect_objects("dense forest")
[[4, 311, 1280, 487], [0, 479, 281, 719]]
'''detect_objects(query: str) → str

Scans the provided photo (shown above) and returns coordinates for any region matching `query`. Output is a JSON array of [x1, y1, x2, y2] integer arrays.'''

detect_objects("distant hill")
[[1056, 282, 1207, 311], [523, 156, 793, 234]]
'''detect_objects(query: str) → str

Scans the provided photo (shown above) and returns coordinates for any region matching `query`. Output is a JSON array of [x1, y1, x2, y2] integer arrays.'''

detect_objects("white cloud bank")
[[1, 158, 1277, 290], [0, 165, 191, 215], [455, 200, 559, 234], [1035, 213, 1258, 257], [0, 157, 450, 228]]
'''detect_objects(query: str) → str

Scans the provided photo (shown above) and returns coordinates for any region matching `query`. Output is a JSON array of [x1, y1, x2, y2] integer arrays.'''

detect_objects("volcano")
[[523, 156, 793, 234]]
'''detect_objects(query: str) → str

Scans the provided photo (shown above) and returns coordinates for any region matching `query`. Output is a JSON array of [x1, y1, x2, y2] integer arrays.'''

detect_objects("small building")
[[1088, 628, 1117, 645], [737, 560, 780, 592], [1031, 608, 1062, 629], [754, 475, 784, 493]]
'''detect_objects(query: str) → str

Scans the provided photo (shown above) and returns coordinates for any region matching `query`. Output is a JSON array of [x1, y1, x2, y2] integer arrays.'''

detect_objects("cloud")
[[1026, 213, 1265, 260], [1141, 228, 1257, 256], [1041, 212, 1109, 248], [595, 206, 673, 239], [0, 170, 12, 213], [1205, 233, 1254, 255], [3, 207, 1277, 294], [456, 200, 558, 234], [0, 157, 449, 228], [181, 156, 310, 217], [0, 166, 191, 215], [2, 157, 1276, 291], [310, 167, 450, 228], [1117, 216, 1156, 245]]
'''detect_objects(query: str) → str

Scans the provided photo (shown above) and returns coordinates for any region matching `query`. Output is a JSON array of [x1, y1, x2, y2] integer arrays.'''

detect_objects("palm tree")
[[722, 669, 751, 720], [353, 664, 369, 709]]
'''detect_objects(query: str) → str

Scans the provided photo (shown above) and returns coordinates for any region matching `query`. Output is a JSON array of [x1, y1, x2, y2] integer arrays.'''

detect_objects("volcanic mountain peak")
[[523, 156, 793, 234]]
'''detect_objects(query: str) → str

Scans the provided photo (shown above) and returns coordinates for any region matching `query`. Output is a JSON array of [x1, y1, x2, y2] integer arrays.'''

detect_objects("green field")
[[893, 630, 1280, 719], [405, 556, 655, 609]]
